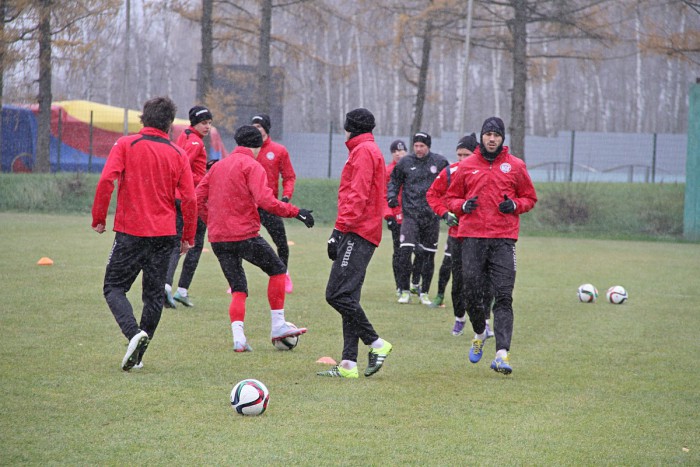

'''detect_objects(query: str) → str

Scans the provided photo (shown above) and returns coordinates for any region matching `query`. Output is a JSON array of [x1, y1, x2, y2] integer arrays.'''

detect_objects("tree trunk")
[[36, 0, 52, 173], [257, 0, 272, 114], [410, 19, 432, 143], [0, 0, 6, 171], [508, 0, 527, 160], [199, 0, 213, 102]]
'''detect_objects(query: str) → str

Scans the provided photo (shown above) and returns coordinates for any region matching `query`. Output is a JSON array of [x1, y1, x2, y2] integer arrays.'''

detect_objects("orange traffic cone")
[[37, 257, 54, 266]]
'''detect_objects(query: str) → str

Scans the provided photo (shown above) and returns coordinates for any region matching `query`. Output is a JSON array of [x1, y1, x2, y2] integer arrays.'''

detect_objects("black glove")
[[499, 195, 516, 214], [461, 196, 479, 214], [327, 229, 343, 261], [386, 216, 400, 233], [387, 198, 399, 208], [442, 212, 459, 227], [295, 208, 314, 228], [281, 196, 290, 203]]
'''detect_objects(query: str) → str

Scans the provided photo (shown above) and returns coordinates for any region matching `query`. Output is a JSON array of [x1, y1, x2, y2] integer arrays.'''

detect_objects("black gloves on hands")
[[281, 196, 290, 203], [442, 212, 459, 227], [499, 195, 516, 214], [327, 229, 343, 261], [386, 216, 400, 233], [387, 198, 399, 208], [461, 196, 479, 214], [295, 209, 314, 228]]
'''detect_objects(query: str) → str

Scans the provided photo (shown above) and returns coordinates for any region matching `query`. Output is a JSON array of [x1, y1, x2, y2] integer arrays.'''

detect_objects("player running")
[[195, 125, 314, 352]]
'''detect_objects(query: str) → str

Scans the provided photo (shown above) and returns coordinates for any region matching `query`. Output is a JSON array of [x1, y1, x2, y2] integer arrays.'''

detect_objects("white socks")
[[270, 309, 285, 330], [177, 287, 188, 297], [370, 338, 384, 349], [496, 349, 508, 359], [340, 360, 357, 369], [164, 283, 172, 293], [231, 321, 245, 342]]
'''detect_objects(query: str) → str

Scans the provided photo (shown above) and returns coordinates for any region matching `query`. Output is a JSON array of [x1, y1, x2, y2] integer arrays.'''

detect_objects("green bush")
[[0, 174, 688, 241]]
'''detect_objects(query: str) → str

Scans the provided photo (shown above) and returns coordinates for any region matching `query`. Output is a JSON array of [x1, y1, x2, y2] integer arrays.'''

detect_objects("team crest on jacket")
[[266, 151, 275, 160], [500, 163, 512, 174], [430, 165, 437, 174]]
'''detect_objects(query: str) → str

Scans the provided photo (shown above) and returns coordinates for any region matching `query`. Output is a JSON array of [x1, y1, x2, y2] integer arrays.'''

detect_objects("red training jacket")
[[196, 146, 300, 243], [335, 133, 386, 246], [175, 126, 208, 190], [255, 137, 296, 200], [444, 146, 537, 240], [91, 127, 196, 244], [426, 161, 460, 237], [383, 160, 403, 223]]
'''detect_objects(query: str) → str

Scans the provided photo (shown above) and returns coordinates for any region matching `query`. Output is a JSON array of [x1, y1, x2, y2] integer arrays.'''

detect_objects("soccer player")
[[445, 117, 537, 374], [164, 105, 213, 308], [387, 131, 449, 305], [318, 108, 393, 379], [426, 133, 494, 337], [251, 114, 297, 294], [92, 96, 196, 371], [195, 125, 314, 352], [384, 139, 406, 295]]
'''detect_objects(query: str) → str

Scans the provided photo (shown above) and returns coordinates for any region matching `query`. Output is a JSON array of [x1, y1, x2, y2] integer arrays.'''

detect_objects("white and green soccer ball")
[[606, 285, 628, 304], [271, 322, 300, 351], [577, 283, 598, 303]]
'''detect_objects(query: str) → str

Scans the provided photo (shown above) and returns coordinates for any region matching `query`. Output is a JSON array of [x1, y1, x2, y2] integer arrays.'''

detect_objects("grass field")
[[1, 212, 699, 465]]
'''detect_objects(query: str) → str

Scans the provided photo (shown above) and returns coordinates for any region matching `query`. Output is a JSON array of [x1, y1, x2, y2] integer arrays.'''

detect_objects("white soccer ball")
[[577, 283, 598, 303], [230, 379, 270, 416], [606, 285, 628, 304], [272, 322, 300, 351]]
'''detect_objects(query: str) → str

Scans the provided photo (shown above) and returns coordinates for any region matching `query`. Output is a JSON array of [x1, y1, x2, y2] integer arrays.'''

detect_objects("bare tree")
[[471, 0, 614, 159]]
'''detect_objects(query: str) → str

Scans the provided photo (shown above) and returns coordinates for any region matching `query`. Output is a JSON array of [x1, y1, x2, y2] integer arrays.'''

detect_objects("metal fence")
[[279, 129, 687, 183]]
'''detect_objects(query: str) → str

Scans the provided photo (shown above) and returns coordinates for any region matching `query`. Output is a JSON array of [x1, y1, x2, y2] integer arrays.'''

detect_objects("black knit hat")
[[251, 114, 271, 134], [344, 108, 375, 134], [481, 117, 505, 139], [234, 125, 263, 148], [189, 106, 213, 126], [457, 133, 478, 151], [390, 140, 407, 152], [413, 132, 432, 148]]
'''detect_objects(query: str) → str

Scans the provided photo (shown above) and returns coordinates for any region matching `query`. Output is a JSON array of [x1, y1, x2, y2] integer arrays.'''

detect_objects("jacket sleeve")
[[426, 167, 448, 217], [387, 159, 404, 202], [513, 164, 537, 214], [178, 159, 197, 245], [195, 170, 211, 225], [336, 148, 373, 231], [279, 148, 296, 199], [91, 139, 125, 228], [251, 164, 299, 218], [444, 162, 468, 214]]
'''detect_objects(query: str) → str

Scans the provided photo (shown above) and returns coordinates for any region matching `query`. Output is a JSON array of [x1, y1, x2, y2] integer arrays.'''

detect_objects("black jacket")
[[387, 151, 449, 220]]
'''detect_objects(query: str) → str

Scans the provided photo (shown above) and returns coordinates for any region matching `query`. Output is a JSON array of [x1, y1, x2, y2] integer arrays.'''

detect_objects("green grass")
[[1, 213, 699, 465]]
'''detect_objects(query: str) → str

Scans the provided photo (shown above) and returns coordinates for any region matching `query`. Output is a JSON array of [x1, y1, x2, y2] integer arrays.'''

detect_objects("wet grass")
[[1, 213, 698, 465]]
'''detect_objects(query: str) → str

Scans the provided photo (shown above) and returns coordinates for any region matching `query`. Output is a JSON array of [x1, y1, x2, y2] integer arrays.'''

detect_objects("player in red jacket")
[[196, 125, 314, 352], [164, 105, 212, 308], [251, 114, 297, 294], [384, 139, 406, 294], [92, 96, 196, 371], [444, 117, 537, 375], [318, 108, 393, 379], [426, 133, 495, 337]]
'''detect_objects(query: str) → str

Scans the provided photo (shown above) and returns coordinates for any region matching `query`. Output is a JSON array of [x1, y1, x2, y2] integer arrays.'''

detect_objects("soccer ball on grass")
[[606, 286, 628, 304], [230, 379, 270, 416], [577, 283, 598, 303], [272, 322, 300, 351]]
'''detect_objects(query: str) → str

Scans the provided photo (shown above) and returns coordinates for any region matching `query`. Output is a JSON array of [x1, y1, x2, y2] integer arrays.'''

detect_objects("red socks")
[[229, 292, 247, 323], [268, 274, 286, 310]]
